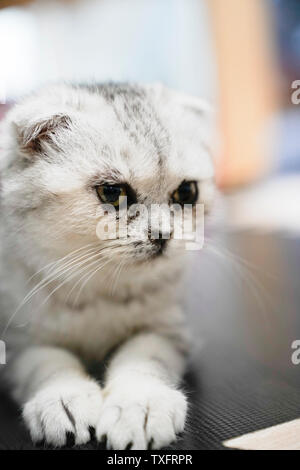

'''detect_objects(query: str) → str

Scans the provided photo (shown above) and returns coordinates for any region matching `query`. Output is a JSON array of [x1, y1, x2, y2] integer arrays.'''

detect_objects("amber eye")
[[172, 181, 198, 205], [96, 184, 127, 208]]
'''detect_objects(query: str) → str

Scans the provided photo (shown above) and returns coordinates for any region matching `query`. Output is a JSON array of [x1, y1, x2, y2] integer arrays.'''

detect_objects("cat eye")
[[171, 181, 198, 205], [96, 184, 127, 208]]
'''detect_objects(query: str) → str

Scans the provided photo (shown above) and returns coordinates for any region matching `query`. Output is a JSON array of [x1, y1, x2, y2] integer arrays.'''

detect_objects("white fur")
[[0, 82, 214, 449]]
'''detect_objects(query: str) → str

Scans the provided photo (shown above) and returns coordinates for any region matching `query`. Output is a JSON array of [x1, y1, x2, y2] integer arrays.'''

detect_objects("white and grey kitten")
[[0, 83, 214, 449]]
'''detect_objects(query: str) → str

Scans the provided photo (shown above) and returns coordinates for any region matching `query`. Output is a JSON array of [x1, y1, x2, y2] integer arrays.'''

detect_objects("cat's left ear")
[[146, 83, 215, 148], [145, 82, 214, 116]]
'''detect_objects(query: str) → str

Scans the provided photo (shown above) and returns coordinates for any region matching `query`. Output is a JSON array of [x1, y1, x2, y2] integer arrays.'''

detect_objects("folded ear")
[[14, 113, 71, 158], [146, 83, 216, 158], [170, 89, 213, 116], [146, 82, 214, 115]]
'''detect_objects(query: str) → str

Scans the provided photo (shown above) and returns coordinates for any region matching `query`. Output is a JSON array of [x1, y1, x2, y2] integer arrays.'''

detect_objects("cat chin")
[[129, 249, 170, 266]]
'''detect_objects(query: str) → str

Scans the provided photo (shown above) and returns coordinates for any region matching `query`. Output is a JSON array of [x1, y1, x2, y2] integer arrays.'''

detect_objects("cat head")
[[0, 83, 215, 279]]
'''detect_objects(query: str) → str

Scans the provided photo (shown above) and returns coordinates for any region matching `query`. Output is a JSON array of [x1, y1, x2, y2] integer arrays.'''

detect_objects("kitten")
[[0, 82, 214, 449]]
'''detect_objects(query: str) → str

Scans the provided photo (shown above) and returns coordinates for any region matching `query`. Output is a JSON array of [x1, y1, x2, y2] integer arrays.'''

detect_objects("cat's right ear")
[[146, 82, 213, 116], [13, 112, 71, 161]]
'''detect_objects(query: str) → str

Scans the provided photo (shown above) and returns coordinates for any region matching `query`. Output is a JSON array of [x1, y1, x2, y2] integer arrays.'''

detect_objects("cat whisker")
[[109, 252, 130, 296], [26, 243, 96, 284], [71, 245, 129, 306], [206, 237, 278, 281], [70, 257, 114, 307], [18, 247, 101, 309], [204, 239, 271, 332], [1, 245, 102, 337], [12, 250, 113, 330], [36, 243, 124, 308], [38, 244, 125, 306], [64, 253, 116, 306]]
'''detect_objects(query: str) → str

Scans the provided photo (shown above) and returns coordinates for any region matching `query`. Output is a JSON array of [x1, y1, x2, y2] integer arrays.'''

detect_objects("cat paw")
[[23, 378, 103, 447], [96, 380, 187, 450]]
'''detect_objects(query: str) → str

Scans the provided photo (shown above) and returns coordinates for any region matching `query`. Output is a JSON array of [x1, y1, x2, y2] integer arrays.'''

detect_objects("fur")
[[0, 82, 214, 449]]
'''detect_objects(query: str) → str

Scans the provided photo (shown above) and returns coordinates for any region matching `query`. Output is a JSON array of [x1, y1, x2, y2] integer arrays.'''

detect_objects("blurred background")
[[0, 0, 299, 233]]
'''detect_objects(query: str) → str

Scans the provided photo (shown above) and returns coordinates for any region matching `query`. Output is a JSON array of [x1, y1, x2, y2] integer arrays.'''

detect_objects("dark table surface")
[[1, 231, 300, 450]]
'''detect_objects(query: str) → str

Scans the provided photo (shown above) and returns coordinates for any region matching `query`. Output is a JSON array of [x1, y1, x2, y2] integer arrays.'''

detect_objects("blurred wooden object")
[[0, 0, 32, 7], [208, 0, 279, 188], [0, 0, 76, 8], [224, 419, 300, 450]]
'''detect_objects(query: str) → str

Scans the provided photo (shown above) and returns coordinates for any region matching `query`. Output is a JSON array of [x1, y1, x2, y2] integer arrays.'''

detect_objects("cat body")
[[0, 83, 214, 449]]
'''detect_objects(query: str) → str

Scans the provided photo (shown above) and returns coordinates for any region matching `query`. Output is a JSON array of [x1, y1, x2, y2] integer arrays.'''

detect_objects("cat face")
[[0, 83, 215, 272]]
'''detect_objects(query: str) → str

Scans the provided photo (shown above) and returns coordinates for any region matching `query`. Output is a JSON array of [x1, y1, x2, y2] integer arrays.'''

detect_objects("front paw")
[[96, 380, 187, 450], [23, 378, 103, 447]]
